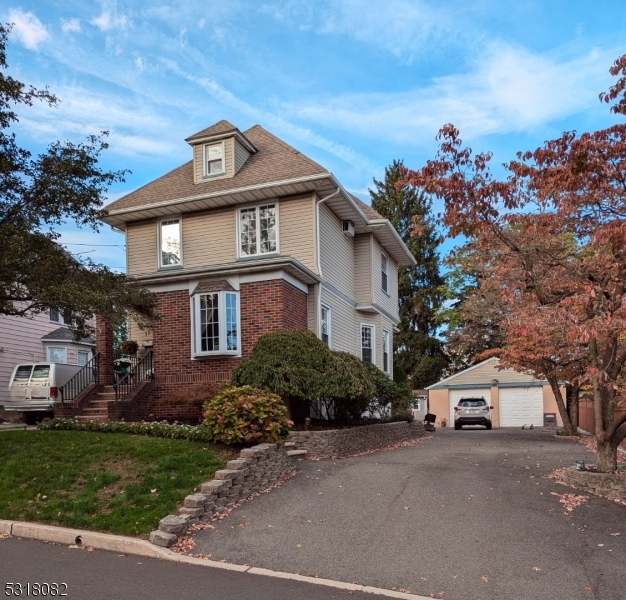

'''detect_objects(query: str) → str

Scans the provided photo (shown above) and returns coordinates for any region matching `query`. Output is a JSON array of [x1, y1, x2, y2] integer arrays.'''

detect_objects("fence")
[[578, 400, 626, 449]]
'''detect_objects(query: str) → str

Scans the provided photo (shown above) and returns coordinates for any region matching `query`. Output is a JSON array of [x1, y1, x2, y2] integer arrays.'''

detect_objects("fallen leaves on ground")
[[481, 576, 489, 583], [532, 566, 542, 572], [0, 534, 10, 540], [550, 491, 590, 511], [307, 435, 433, 460]]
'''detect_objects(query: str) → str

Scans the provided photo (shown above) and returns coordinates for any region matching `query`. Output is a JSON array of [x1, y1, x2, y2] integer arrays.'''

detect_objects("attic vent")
[[342, 220, 355, 237]]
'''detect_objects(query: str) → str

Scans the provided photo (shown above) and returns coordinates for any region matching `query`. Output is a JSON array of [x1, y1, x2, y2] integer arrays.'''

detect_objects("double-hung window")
[[194, 291, 240, 356], [159, 218, 182, 268], [381, 253, 389, 294], [320, 305, 331, 347], [361, 324, 374, 364], [204, 142, 224, 177], [382, 330, 390, 373], [49, 307, 70, 325], [238, 204, 278, 257]]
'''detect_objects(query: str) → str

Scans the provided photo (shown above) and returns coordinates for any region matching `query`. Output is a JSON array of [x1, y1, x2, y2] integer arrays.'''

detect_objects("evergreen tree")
[[370, 159, 446, 388]]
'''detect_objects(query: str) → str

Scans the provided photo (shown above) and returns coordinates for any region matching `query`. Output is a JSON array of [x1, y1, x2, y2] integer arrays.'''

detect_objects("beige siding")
[[234, 139, 250, 173], [372, 238, 400, 321], [193, 138, 235, 184], [354, 234, 372, 303], [441, 358, 543, 386], [319, 203, 355, 298], [321, 288, 357, 355], [129, 317, 153, 349], [182, 208, 236, 268], [126, 220, 157, 275], [280, 195, 316, 272]]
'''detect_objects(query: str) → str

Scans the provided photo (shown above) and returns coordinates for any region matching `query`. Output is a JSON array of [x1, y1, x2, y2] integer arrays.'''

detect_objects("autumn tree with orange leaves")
[[405, 55, 626, 472]]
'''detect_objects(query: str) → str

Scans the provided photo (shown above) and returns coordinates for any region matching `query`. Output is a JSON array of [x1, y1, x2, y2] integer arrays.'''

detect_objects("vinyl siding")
[[280, 195, 316, 272], [319, 203, 355, 298], [182, 208, 236, 268], [129, 317, 153, 348], [126, 220, 157, 276], [321, 288, 357, 355], [354, 234, 372, 304], [234, 139, 250, 173], [193, 138, 235, 184], [436, 358, 543, 387], [372, 238, 400, 321]]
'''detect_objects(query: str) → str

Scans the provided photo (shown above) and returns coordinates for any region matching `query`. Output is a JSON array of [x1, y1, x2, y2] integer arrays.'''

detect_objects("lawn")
[[0, 430, 233, 537]]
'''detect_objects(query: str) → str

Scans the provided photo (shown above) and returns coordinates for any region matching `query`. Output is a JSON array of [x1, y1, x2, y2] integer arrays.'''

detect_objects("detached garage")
[[427, 358, 563, 428]]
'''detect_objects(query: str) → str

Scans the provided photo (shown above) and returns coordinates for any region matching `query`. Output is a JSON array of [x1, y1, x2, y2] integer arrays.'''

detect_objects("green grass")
[[0, 430, 232, 537]]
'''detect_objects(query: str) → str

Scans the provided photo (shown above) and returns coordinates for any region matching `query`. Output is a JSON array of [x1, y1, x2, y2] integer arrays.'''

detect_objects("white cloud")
[[6, 9, 49, 50], [283, 43, 614, 145], [91, 7, 130, 32], [61, 18, 80, 33]]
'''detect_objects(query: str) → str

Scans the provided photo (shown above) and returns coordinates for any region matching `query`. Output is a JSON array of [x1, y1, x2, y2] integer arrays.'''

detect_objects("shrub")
[[364, 362, 412, 421], [201, 384, 290, 445], [119, 340, 139, 356]]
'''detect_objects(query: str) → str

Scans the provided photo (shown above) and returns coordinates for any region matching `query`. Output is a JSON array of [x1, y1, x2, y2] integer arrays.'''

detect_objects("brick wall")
[[143, 278, 308, 420], [96, 315, 115, 386]]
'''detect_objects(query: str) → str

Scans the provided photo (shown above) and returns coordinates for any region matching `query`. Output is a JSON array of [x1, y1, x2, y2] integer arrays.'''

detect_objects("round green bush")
[[201, 384, 290, 445]]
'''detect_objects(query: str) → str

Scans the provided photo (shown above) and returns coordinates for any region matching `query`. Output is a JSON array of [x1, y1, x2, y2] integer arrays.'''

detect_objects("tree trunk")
[[548, 376, 576, 435], [596, 435, 618, 473], [566, 383, 579, 430]]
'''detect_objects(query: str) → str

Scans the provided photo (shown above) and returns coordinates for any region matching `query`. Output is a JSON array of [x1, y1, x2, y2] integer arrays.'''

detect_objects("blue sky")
[[4, 1, 626, 270]]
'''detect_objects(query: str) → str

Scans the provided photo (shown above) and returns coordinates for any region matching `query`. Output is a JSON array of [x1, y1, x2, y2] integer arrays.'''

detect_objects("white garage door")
[[499, 387, 543, 427], [449, 388, 491, 427]]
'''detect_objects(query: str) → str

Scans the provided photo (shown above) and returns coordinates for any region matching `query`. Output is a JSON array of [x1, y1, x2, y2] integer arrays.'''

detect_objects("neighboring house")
[[0, 309, 95, 407], [426, 357, 564, 428], [100, 120, 415, 419]]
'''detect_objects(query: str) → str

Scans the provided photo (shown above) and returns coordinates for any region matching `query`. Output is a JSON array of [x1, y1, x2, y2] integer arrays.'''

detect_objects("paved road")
[[0, 537, 377, 600], [192, 428, 626, 600]]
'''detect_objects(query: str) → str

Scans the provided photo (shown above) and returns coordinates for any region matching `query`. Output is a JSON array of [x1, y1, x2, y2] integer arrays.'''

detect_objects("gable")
[[428, 358, 544, 389]]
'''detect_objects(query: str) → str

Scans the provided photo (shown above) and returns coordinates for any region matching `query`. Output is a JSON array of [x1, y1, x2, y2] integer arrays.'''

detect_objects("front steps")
[[75, 385, 116, 423]]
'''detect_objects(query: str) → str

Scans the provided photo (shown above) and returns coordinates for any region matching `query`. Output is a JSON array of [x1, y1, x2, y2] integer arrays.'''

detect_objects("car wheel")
[[486, 422, 492, 430], [454, 423, 461, 430]]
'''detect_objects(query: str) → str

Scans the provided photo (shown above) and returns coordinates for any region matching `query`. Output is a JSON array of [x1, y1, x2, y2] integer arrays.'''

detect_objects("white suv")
[[453, 397, 493, 430]]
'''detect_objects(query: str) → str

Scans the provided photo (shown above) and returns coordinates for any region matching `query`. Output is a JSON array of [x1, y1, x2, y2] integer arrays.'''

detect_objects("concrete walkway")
[[191, 428, 626, 600]]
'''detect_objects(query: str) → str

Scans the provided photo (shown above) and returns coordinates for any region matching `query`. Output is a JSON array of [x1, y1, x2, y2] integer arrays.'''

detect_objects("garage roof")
[[427, 358, 547, 390]]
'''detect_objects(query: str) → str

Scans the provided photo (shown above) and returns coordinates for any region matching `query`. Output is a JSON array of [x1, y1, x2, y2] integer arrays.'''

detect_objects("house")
[[426, 357, 564, 428], [0, 309, 95, 413], [95, 120, 415, 420]]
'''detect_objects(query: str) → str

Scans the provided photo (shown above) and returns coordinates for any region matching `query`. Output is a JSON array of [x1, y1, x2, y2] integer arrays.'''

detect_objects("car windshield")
[[459, 399, 487, 407]]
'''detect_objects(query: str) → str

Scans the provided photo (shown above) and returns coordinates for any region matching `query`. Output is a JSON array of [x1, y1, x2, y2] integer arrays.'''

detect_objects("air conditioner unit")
[[342, 220, 355, 237]]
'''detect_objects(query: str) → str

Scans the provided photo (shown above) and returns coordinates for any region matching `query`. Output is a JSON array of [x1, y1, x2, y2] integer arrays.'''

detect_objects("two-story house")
[[98, 121, 415, 420]]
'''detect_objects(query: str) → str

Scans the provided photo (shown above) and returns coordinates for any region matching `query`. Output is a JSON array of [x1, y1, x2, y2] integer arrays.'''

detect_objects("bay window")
[[361, 324, 374, 364], [193, 291, 240, 356], [382, 330, 390, 373]]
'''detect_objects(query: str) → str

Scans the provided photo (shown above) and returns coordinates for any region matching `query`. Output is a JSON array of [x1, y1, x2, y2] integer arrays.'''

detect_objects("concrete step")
[[287, 449, 308, 457]]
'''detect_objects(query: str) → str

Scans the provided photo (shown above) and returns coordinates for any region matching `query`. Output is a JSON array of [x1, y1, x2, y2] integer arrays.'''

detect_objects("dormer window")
[[204, 142, 224, 177]]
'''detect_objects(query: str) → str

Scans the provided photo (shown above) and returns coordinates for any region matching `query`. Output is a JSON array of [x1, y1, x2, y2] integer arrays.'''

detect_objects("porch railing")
[[114, 350, 153, 401], [59, 353, 100, 404]]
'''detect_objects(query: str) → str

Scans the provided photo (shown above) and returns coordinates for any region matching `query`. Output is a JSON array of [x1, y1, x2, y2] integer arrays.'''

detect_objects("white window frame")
[[158, 216, 183, 269], [193, 290, 241, 357], [381, 252, 389, 294], [360, 323, 375, 365], [320, 304, 331, 347], [77, 350, 90, 366], [47, 347, 67, 363], [236, 202, 280, 259], [203, 141, 225, 178], [49, 307, 67, 325], [382, 330, 390, 374]]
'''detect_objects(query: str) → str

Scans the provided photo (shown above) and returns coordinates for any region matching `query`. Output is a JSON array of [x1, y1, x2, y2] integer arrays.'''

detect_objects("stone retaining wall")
[[562, 466, 626, 502], [149, 442, 297, 547], [288, 420, 426, 460]]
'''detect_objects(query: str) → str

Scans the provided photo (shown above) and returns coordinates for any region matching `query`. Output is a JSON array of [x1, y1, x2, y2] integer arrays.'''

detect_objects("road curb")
[[0, 520, 432, 599]]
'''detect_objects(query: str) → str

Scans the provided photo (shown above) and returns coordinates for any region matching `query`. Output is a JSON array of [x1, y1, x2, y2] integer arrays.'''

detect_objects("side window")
[[238, 204, 278, 257], [50, 307, 72, 324], [47, 347, 66, 363], [321, 305, 331, 347], [382, 330, 390, 373], [194, 291, 240, 356], [159, 218, 182, 268], [77, 351, 90, 366], [204, 142, 224, 176], [381, 253, 388, 294], [361, 325, 374, 364]]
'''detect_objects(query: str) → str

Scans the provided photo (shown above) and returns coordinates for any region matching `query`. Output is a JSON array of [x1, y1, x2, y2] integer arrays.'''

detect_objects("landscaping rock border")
[[288, 420, 425, 460], [562, 466, 626, 502], [149, 442, 300, 548]]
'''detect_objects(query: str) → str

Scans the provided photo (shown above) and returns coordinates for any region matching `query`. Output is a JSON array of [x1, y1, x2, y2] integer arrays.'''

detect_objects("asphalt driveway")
[[191, 428, 626, 600]]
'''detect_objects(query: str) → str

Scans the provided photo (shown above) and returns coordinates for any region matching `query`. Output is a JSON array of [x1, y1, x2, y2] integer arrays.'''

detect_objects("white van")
[[6, 363, 83, 416]]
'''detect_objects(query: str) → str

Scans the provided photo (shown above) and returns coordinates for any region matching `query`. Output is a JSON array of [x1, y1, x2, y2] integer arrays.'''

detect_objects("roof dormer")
[[185, 120, 257, 184]]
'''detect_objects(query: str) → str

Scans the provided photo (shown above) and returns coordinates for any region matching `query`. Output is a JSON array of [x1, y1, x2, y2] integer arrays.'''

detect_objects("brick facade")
[[144, 278, 308, 420], [95, 315, 115, 386]]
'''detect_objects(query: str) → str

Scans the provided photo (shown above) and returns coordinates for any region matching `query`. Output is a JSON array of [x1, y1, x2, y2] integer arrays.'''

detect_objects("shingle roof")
[[105, 125, 328, 213], [349, 194, 384, 220], [184, 120, 238, 143], [192, 278, 236, 294], [41, 327, 94, 345]]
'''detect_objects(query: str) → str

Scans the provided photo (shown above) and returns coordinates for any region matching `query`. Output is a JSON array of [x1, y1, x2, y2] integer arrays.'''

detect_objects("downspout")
[[315, 187, 341, 337]]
